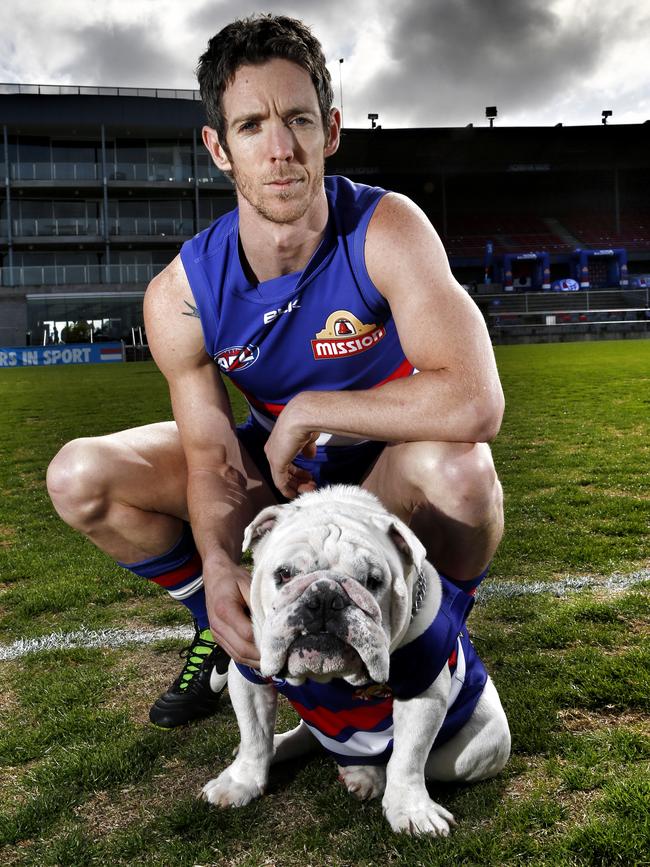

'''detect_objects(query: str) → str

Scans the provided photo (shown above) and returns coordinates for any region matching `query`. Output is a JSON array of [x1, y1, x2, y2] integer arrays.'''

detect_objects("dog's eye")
[[365, 572, 383, 591], [274, 566, 293, 585]]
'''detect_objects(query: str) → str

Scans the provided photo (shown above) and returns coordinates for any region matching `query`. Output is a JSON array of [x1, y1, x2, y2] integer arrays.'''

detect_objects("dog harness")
[[180, 176, 414, 447], [237, 575, 488, 766]]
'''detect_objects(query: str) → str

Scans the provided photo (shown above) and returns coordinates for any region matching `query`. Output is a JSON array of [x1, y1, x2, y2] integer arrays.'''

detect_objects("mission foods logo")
[[311, 311, 385, 360], [214, 344, 259, 373]]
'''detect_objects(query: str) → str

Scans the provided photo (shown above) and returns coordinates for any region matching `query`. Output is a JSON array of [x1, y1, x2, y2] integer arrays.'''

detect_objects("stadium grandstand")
[[1, 83, 649, 351]]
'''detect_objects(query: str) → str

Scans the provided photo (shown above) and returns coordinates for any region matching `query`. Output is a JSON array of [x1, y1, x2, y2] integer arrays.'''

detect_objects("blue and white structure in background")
[[0, 341, 124, 368], [484, 242, 631, 291], [485, 243, 552, 291], [573, 248, 628, 288]]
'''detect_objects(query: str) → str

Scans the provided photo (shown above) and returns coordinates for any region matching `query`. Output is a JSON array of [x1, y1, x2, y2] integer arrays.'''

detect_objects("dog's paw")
[[338, 764, 386, 800], [383, 792, 456, 836], [202, 765, 264, 808]]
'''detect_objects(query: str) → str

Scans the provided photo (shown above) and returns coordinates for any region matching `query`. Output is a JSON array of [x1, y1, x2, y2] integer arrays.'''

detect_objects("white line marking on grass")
[[478, 568, 650, 601], [0, 570, 648, 661], [0, 625, 194, 662]]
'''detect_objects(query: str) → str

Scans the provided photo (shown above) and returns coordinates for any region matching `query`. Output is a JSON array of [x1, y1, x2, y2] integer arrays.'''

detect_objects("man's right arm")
[[144, 255, 260, 666]]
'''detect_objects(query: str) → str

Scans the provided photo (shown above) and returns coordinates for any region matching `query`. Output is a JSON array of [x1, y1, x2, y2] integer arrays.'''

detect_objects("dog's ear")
[[385, 517, 428, 573], [242, 505, 284, 552], [370, 514, 427, 571], [372, 515, 428, 649]]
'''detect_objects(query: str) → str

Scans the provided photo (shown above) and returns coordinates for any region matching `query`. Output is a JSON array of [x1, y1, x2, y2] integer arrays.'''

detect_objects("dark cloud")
[[353, 0, 608, 125], [53, 21, 187, 88], [20, 0, 644, 127]]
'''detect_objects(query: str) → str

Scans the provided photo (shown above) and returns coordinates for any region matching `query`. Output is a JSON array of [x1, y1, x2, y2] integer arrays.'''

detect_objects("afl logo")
[[214, 344, 259, 373]]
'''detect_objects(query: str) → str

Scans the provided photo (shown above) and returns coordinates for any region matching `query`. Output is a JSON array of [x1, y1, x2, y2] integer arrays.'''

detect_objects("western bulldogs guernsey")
[[237, 575, 488, 767], [180, 176, 413, 444]]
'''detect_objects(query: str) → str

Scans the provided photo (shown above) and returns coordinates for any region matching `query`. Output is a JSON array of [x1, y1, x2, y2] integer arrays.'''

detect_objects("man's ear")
[[242, 505, 284, 552], [324, 107, 341, 158], [202, 125, 232, 173]]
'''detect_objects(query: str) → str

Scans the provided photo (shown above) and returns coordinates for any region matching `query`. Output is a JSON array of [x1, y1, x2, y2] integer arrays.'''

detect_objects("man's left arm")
[[264, 193, 505, 497]]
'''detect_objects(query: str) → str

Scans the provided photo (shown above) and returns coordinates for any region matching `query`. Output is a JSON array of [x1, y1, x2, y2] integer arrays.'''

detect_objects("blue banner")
[[0, 342, 124, 368]]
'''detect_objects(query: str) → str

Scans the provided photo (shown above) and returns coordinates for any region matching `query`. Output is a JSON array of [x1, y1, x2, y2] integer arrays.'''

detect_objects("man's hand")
[[264, 399, 319, 499], [203, 556, 260, 667]]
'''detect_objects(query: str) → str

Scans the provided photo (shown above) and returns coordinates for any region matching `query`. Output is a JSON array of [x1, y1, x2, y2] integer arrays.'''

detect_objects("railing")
[[479, 288, 650, 340], [1, 263, 164, 287], [1, 217, 190, 238], [482, 288, 648, 313], [6, 218, 102, 237], [11, 162, 101, 181], [0, 82, 201, 100], [8, 161, 228, 184], [1, 203, 235, 241], [109, 162, 192, 183], [108, 217, 188, 236]]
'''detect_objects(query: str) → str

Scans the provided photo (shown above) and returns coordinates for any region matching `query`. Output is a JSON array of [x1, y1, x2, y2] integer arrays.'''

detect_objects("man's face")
[[205, 58, 339, 225]]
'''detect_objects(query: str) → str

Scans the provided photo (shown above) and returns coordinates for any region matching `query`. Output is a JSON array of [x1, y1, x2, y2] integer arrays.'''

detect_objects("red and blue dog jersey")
[[237, 575, 488, 766], [180, 176, 413, 442]]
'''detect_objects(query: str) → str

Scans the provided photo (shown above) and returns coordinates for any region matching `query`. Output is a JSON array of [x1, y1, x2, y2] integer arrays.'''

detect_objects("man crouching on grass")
[[46, 13, 505, 728]]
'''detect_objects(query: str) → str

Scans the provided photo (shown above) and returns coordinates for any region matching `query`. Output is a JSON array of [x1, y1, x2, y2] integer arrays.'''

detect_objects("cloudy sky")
[[1, 0, 649, 129]]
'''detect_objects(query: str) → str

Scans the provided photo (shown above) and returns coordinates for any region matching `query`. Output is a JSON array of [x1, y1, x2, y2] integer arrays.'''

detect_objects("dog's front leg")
[[203, 663, 277, 808], [382, 669, 457, 836]]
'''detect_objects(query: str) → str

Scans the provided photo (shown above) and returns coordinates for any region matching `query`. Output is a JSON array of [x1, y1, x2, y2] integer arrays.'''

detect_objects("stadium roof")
[[0, 82, 200, 100], [1, 88, 648, 173]]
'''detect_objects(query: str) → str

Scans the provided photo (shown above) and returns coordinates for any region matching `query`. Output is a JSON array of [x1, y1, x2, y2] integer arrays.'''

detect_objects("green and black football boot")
[[149, 620, 230, 728]]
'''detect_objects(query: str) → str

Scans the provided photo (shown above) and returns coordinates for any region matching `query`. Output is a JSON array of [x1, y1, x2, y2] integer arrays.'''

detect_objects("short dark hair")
[[196, 14, 334, 145]]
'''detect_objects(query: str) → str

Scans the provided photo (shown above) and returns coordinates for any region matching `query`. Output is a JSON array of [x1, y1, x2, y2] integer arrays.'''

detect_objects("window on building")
[[148, 141, 193, 182], [13, 137, 50, 180], [51, 140, 100, 181], [114, 140, 148, 181], [27, 293, 146, 345]]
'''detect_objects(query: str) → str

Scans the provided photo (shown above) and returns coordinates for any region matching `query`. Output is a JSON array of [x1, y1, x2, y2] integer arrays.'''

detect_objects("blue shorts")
[[236, 416, 386, 503]]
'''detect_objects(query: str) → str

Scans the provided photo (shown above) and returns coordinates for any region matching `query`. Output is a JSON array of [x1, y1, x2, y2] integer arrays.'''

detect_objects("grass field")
[[0, 340, 648, 866]]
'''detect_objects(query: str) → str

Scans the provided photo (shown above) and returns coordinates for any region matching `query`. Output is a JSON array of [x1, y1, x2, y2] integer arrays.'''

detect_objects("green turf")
[[0, 341, 648, 866]]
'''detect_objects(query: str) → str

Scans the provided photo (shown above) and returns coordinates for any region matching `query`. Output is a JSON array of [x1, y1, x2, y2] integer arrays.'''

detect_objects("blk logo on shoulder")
[[263, 296, 301, 325], [214, 344, 259, 373]]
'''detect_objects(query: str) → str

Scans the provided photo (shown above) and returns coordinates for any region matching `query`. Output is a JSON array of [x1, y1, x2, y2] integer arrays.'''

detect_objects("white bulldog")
[[203, 485, 510, 836]]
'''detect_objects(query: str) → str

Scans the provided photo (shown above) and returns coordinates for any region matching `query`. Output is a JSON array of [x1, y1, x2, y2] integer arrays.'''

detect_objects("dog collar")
[[411, 566, 427, 619]]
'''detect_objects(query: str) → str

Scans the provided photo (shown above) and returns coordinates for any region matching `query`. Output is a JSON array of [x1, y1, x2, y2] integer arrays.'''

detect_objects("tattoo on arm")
[[182, 300, 200, 319]]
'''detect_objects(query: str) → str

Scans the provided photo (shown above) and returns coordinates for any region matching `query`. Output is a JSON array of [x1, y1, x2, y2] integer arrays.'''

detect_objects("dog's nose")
[[303, 585, 350, 630]]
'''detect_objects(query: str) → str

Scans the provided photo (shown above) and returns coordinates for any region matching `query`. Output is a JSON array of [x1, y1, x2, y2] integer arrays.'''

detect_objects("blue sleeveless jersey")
[[236, 575, 488, 766], [180, 176, 413, 439]]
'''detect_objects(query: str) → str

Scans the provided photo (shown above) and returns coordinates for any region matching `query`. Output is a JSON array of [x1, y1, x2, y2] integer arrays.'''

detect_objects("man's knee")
[[47, 437, 112, 532], [400, 441, 502, 516]]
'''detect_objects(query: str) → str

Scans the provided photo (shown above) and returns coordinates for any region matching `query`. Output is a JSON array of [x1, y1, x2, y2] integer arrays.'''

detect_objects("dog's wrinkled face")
[[243, 486, 427, 687]]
